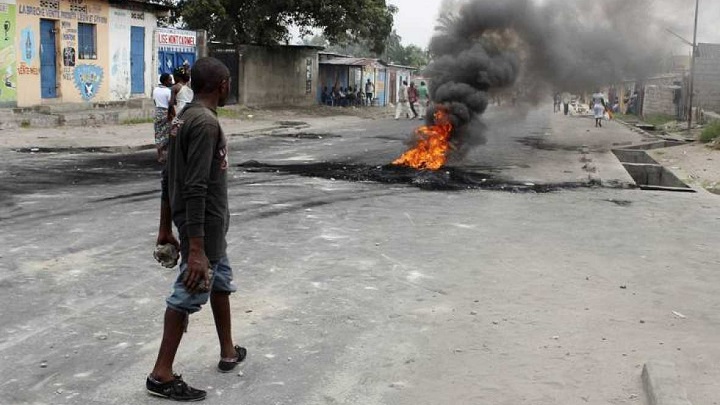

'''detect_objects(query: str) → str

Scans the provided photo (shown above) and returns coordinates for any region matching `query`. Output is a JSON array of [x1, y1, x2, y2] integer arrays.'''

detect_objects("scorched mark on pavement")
[[1, 150, 160, 198], [238, 161, 594, 193]]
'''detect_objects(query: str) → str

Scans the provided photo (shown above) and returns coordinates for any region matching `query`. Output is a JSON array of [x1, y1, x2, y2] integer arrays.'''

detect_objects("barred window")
[[78, 23, 97, 60]]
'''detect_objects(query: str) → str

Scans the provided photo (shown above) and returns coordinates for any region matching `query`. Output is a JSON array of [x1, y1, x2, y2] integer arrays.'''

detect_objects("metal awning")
[[320, 57, 386, 69]]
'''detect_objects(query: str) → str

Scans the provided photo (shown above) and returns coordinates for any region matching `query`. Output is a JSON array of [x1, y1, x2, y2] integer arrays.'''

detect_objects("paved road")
[[1, 106, 718, 405]]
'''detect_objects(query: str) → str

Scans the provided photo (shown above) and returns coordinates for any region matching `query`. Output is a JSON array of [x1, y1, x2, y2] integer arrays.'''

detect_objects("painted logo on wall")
[[63, 47, 76, 67], [20, 26, 34, 64], [73, 64, 103, 101], [0, 3, 17, 105]]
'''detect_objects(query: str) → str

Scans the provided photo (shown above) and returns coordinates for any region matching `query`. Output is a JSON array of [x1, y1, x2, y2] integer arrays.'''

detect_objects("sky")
[[389, 0, 720, 50], [387, 0, 441, 48]]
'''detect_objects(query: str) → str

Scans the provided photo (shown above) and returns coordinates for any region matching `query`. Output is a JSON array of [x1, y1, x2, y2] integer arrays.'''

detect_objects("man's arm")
[[168, 85, 180, 120], [182, 121, 220, 293], [157, 166, 179, 249]]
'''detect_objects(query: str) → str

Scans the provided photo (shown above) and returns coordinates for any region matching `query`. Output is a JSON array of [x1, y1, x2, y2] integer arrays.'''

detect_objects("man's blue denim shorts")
[[166, 256, 237, 314]]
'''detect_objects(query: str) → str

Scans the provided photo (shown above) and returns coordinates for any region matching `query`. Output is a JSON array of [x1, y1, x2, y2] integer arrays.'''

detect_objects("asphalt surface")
[[1, 106, 719, 405]]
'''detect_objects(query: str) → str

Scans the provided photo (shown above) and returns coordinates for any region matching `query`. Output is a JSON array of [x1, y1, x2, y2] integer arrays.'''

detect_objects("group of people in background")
[[553, 90, 618, 128], [395, 80, 429, 120], [320, 79, 431, 120], [152, 66, 194, 163], [321, 79, 377, 107]]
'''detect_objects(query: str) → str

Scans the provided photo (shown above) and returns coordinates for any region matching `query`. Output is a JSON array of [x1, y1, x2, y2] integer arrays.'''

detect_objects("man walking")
[[147, 57, 247, 402], [561, 91, 571, 116], [417, 81, 430, 120], [553, 92, 561, 113], [394, 80, 411, 120], [408, 82, 419, 119], [364, 79, 374, 106]]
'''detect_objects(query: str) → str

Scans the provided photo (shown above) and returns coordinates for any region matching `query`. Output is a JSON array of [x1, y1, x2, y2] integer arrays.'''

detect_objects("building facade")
[[0, 0, 191, 108], [694, 43, 720, 114], [211, 44, 319, 107], [318, 54, 389, 106], [15, 0, 112, 106], [108, 2, 158, 101]]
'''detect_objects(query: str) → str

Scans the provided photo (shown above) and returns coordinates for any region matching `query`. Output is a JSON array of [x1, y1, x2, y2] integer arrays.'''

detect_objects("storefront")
[[14, 0, 111, 106], [1, 0, 176, 107]]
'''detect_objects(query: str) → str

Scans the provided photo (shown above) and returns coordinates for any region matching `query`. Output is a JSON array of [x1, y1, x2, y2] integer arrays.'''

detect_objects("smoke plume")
[[423, 0, 673, 161]]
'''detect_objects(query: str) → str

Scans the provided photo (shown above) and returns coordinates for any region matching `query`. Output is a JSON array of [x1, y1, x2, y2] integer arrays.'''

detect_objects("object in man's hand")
[[153, 244, 179, 268], [199, 266, 214, 293]]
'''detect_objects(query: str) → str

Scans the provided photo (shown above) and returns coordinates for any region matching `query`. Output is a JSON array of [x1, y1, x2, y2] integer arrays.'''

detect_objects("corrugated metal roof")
[[108, 0, 174, 11], [386, 63, 420, 71], [320, 57, 386, 68], [697, 43, 720, 59]]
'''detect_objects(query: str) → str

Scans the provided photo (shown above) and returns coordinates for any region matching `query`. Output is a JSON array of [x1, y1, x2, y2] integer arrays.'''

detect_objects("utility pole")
[[687, 0, 700, 131]]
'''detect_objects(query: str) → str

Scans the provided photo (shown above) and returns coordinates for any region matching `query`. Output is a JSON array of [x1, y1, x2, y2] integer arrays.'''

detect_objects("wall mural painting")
[[63, 47, 76, 66], [73, 64, 103, 100], [0, 2, 17, 103], [20, 26, 34, 64]]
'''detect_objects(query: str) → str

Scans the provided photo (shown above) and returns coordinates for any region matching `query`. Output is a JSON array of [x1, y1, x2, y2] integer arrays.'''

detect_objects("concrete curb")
[[615, 118, 658, 140], [642, 361, 692, 405]]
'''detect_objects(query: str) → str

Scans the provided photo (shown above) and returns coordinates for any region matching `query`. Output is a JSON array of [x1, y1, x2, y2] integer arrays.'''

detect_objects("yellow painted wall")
[[16, 0, 109, 107]]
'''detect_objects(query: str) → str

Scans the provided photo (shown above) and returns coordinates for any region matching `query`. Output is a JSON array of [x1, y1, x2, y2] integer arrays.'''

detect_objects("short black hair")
[[173, 67, 190, 83], [190, 57, 230, 95], [159, 73, 172, 85], [421, 81, 426, 86]]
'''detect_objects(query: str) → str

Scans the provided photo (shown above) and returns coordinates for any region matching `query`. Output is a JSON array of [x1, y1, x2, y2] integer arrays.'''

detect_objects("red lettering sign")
[[158, 33, 196, 47]]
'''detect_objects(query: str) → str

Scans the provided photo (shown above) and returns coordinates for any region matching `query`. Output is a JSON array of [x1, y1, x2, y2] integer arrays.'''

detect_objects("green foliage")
[[643, 114, 676, 128], [176, 0, 396, 54], [699, 121, 720, 143], [303, 30, 429, 68], [217, 107, 243, 119]]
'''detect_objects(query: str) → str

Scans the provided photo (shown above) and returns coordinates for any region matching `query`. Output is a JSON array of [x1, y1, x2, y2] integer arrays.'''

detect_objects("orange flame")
[[392, 108, 453, 170]]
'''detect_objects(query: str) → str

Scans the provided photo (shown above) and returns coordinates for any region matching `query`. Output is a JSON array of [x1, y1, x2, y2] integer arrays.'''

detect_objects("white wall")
[[109, 6, 157, 101]]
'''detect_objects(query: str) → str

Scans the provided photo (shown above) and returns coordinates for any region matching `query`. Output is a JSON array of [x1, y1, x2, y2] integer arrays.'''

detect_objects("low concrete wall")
[[705, 111, 720, 124], [239, 46, 319, 107], [642, 85, 677, 117]]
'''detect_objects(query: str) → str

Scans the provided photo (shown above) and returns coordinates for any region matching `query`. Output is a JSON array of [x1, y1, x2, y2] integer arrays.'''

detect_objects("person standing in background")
[[168, 67, 193, 121], [365, 79, 375, 106], [152, 73, 173, 164]]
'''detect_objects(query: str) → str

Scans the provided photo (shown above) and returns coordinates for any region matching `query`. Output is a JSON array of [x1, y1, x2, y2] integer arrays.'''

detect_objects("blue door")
[[158, 51, 175, 75], [176, 52, 195, 70], [40, 19, 57, 99], [130, 27, 145, 94]]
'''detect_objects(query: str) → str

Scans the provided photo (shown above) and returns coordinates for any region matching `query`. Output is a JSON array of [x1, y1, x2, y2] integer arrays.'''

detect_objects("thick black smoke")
[[423, 0, 671, 161]]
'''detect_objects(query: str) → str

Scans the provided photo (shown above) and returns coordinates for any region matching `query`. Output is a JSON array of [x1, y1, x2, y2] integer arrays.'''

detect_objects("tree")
[[302, 30, 429, 69], [175, 0, 396, 54], [382, 31, 428, 67]]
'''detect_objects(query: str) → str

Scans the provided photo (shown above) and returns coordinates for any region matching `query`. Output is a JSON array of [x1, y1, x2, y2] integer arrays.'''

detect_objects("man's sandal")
[[217, 345, 247, 373]]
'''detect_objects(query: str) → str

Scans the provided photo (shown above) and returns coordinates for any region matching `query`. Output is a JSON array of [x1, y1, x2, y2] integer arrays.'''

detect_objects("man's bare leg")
[[210, 292, 236, 358], [151, 307, 186, 381]]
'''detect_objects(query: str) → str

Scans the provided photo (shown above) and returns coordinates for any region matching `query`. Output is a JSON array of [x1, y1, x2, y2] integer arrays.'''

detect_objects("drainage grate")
[[612, 142, 695, 193]]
